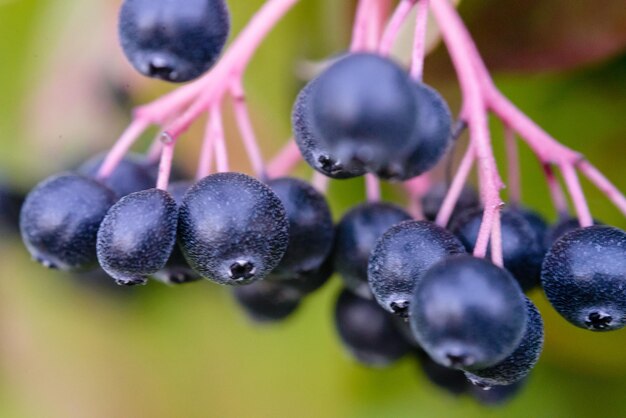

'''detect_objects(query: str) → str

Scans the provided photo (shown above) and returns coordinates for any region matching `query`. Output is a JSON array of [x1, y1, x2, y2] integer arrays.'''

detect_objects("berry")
[[78, 153, 155, 199], [118, 0, 230, 82], [178, 172, 289, 285], [514, 207, 549, 254], [384, 82, 453, 181], [152, 181, 200, 285], [465, 297, 544, 388], [292, 79, 366, 179], [0, 181, 24, 234], [308, 53, 420, 176], [544, 216, 601, 247], [20, 173, 116, 270], [334, 202, 411, 298], [334, 289, 410, 367], [368, 220, 466, 317], [268, 249, 335, 297], [542, 225, 626, 331], [421, 182, 480, 222], [451, 208, 544, 291], [469, 379, 526, 406], [266, 177, 334, 278], [97, 188, 178, 286], [415, 351, 468, 396], [410, 255, 527, 370], [233, 280, 301, 323]]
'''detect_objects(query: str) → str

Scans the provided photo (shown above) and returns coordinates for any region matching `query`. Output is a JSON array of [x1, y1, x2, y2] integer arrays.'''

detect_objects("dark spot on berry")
[[230, 261, 256, 281], [390, 300, 410, 318], [585, 311, 613, 330]]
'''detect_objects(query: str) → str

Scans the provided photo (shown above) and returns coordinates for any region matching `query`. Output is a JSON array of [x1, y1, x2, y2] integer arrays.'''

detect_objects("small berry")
[[268, 249, 335, 297], [421, 182, 480, 222], [233, 280, 301, 323], [415, 350, 468, 396], [78, 153, 155, 199], [0, 181, 24, 234], [20, 173, 116, 270]]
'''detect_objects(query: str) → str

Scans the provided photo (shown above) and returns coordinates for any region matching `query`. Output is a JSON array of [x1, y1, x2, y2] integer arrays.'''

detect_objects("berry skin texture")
[[97, 188, 178, 286], [465, 297, 544, 388], [410, 255, 527, 370], [334, 289, 410, 367], [334, 202, 411, 298], [267, 177, 334, 278], [451, 208, 544, 291], [421, 182, 480, 222], [233, 280, 301, 323], [20, 173, 116, 271], [368, 220, 466, 318], [118, 0, 230, 82], [178, 172, 289, 285], [292, 79, 367, 179], [78, 153, 155, 199], [542, 225, 626, 331]]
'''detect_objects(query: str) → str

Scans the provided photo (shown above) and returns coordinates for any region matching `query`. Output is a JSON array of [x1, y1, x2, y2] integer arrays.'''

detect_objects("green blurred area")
[[1, 1, 626, 417]]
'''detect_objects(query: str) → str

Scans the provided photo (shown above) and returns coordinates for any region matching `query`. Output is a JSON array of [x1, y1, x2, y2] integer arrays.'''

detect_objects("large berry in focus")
[[20, 173, 116, 270], [178, 172, 289, 285], [542, 225, 626, 331], [119, 0, 230, 82]]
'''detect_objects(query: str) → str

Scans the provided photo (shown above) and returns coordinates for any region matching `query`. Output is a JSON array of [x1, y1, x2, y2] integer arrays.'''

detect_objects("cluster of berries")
[[13, 0, 626, 407]]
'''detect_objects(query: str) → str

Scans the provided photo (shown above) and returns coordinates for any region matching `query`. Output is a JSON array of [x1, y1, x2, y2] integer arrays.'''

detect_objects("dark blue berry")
[[97, 188, 178, 286], [368, 220, 466, 317], [268, 248, 335, 297], [20, 173, 116, 270], [292, 79, 366, 179], [542, 225, 626, 331], [334, 289, 410, 367], [334, 202, 411, 298], [0, 181, 24, 234], [410, 255, 527, 370], [78, 153, 155, 199], [514, 207, 549, 254], [544, 216, 601, 248], [451, 208, 544, 291], [415, 350, 468, 396], [232, 280, 301, 323], [465, 297, 543, 388], [118, 0, 230, 82], [421, 182, 480, 222], [178, 172, 289, 285], [266, 177, 334, 278]]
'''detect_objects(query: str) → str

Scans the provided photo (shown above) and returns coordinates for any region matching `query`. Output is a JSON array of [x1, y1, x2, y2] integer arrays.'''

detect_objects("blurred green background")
[[1, 0, 626, 417]]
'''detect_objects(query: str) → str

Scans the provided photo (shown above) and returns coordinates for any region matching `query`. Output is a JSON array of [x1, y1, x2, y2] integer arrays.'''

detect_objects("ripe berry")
[[178, 172, 289, 285], [368, 220, 466, 317], [79, 153, 155, 199], [465, 297, 544, 388], [421, 182, 480, 222], [308, 53, 420, 176], [292, 80, 366, 179], [266, 177, 334, 278], [20, 173, 116, 270], [268, 249, 335, 297], [451, 208, 544, 291], [0, 181, 24, 234], [97, 188, 178, 286], [334, 289, 410, 367], [542, 225, 626, 331], [118, 0, 230, 82], [233, 280, 301, 323], [334, 202, 411, 298], [410, 255, 527, 370], [514, 207, 549, 254], [415, 351, 468, 396], [544, 216, 601, 247]]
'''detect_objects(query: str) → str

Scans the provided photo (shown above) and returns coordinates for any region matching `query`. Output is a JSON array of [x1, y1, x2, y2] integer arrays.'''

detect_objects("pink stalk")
[[312, 171, 330, 194], [366, 174, 381, 202], [504, 124, 521, 205], [156, 136, 175, 191], [196, 115, 216, 180], [542, 163, 569, 216], [350, 0, 373, 52], [146, 136, 164, 164], [435, 143, 475, 227], [404, 173, 431, 219], [490, 209, 504, 267], [430, 0, 504, 259], [266, 139, 302, 178], [97, 119, 149, 179], [561, 163, 593, 227], [379, 0, 417, 56], [410, 0, 430, 81], [577, 160, 626, 215], [231, 81, 266, 178], [210, 106, 229, 173]]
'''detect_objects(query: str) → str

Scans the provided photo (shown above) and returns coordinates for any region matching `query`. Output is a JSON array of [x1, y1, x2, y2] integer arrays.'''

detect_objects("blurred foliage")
[[1, 0, 626, 417]]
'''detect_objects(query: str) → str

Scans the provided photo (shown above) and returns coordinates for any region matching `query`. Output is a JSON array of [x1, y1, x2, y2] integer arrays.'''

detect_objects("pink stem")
[[350, 0, 372, 52], [561, 163, 593, 227], [430, 0, 504, 259], [266, 139, 302, 178], [410, 0, 430, 81], [97, 119, 149, 179], [435, 142, 475, 227], [231, 81, 266, 178], [156, 137, 175, 191], [365, 174, 381, 202], [490, 209, 504, 267], [146, 137, 164, 164], [210, 106, 229, 173], [577, 160, 626, 215], [312, 171, 330, 194], [504, 124, 521, 205], [379, 0, 417, 56], [196, 115, 216, 180], [542, 163, 569, 217], [404, 173, 431, 219]]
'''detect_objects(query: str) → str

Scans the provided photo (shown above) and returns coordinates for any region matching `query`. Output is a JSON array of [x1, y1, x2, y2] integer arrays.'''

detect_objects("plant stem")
[[379, 0, 417, 56], [435, 142, 475, 227], [231, 81, 266, 179], [504, 123, 521, 205], [410, 0, 430, 81]]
